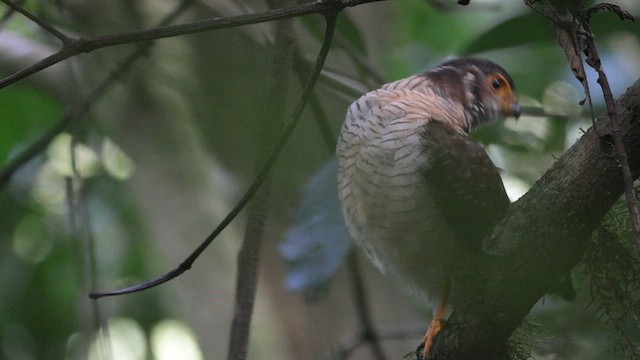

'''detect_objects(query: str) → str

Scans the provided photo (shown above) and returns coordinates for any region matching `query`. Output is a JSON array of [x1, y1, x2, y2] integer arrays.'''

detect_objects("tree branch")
[[0, 0, 195, 191], [347, 252, 388, 360], [1, 0, 71, 44], [430, 78, 640, 359], [0, 0, 383, 90], [226, 0, 295, 357], [89, 6, 340, 299]]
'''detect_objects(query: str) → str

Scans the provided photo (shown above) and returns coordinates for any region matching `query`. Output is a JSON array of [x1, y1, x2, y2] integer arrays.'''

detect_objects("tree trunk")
[[432, 78, 640, 359]]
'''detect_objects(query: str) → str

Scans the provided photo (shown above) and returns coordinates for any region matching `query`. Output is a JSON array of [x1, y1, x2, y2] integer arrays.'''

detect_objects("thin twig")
[[1, 0, 71, 43], [0, 0, 383, 90], [584, 4, 639, 252], [0, 108, 72, 190], [347, 252, 388, 360], [65, 149, 109, 359], [526, 0, 640, 251], [519, 105, 583, 120], [582, 33, 640, 252], [0, 0, 195, 191], [526, 1, 599, 132], [79, 186, 112, 360], [0, 0, 23, 27], [65, 177, 91, 355], [226, 0, 294, 357], [226, 185, 270, 360], [89, 8, 341, 299]]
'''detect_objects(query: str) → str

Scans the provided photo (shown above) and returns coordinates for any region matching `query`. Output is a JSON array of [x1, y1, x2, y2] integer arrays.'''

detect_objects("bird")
[[336, 57, 520, 358]]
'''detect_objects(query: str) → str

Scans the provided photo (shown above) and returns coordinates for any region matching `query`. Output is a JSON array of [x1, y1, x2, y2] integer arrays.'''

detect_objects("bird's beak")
[[512, 103, 521, 120], [500, 99, 520, 120]]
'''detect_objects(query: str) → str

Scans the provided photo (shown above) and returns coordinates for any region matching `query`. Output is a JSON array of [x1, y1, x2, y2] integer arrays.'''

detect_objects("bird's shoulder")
[[345, 75, 465, 132]]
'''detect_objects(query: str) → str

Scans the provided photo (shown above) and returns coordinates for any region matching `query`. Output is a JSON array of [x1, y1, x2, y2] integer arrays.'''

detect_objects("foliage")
[[507, 320, 547, 360], [583, 199, 640, 359], [0, 0, 639, 359]]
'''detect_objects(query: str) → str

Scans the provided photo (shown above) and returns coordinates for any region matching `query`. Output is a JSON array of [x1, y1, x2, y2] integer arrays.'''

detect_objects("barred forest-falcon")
[[336, 58, 520, 358]]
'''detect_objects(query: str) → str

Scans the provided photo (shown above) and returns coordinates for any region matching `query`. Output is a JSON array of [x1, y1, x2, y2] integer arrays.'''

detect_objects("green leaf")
[[462, 13, 551, 55], [102, 138, 135, 180], [46, 133, 100, 178], [0, 86, 63, 166], [463, 9, 639, 56]]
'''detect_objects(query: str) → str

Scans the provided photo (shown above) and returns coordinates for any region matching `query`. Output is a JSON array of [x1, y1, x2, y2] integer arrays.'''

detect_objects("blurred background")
[[1, 0, 639, 359]]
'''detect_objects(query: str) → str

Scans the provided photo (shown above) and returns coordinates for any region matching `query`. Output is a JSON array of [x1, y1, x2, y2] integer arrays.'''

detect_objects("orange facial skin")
[[486, 73, 520, 119]]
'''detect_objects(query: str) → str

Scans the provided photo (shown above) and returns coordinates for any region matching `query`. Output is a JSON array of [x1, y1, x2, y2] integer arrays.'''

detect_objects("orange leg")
[[422, 283, 451, 359]]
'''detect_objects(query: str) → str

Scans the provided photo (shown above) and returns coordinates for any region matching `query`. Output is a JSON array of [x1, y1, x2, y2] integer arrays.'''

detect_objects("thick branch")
[[431, 79, 640, 359]]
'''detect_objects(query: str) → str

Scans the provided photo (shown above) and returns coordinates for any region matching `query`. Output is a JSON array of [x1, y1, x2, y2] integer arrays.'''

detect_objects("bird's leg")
[[421, 283, 451, 359]]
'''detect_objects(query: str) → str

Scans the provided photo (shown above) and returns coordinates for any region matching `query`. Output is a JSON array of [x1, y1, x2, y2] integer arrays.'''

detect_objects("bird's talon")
[[412, 342, 425, 360], [422, 317, 447, 359]]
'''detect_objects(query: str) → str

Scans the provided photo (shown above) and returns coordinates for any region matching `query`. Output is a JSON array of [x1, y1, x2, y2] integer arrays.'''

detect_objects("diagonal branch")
[[89, 7, 341, 300], [0, 0, 196, 191], [0, 0, 24, 27], [0, 0, 71, 43]]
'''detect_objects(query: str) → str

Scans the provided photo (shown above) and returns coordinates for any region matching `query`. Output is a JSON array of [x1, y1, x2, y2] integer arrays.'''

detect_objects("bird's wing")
[[419, 121, 510, 248]]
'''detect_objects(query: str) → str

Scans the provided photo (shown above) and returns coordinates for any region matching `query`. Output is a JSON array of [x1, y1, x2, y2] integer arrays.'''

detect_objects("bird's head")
[[483, 71, 520, 119], [426, 58, 520, 133]]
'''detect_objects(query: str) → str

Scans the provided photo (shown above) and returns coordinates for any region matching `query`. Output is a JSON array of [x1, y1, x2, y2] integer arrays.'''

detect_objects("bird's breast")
[[337, 92, 462, 299]]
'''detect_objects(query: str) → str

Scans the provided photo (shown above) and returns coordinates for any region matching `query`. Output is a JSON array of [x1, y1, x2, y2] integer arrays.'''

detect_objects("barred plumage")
[[336, 57, 520, 358]]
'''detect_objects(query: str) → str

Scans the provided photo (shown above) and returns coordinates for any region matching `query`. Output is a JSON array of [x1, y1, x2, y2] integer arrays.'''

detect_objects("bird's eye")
[[492, 78, 501, 89]]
